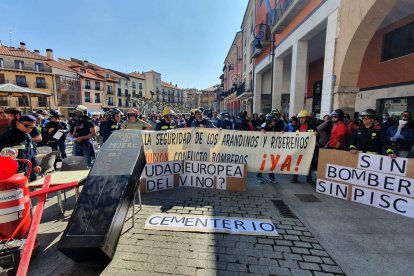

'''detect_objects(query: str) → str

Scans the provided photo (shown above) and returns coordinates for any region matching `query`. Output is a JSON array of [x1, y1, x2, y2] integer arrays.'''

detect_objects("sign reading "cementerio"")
[[144, 214, 278, 236]]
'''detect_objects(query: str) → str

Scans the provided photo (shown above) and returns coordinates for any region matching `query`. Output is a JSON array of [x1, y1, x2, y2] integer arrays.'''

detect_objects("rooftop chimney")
[[46, 49, 53, 60], [34, 49, 40, 54], [83, 60, 89, 67], [19, 42, 26, 50]]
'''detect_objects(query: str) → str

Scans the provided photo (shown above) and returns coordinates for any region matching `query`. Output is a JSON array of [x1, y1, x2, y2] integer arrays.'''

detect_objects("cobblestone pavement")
[[102, 175, 344, 276]]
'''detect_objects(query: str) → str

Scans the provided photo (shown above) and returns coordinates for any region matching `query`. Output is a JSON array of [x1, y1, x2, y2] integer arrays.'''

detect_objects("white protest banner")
[[145, 175, 175, 193], [216, 176, 227, 190], [140, 161, 182, 193], [182, 161, 244, 178], [140, 161, 247, 193], [179, 174, 215, 189], [352, 186, 414, 218], [142, 128, 315, 175], [358, 153, 408, 177], [144, 214, 279, 236], [141, 161, 182, 178], [317, 149, 414, 219], [325, 164, 413, 197], [316, 179, 349, 200]]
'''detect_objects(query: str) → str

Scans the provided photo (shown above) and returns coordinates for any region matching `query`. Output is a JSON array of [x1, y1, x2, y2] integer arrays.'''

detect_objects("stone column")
[[289, 40, 308, 117], [320, 9, 338, 116], [272, 58, 284, 110], [333, 86, 359, 116], [253, 73, 262, 113]]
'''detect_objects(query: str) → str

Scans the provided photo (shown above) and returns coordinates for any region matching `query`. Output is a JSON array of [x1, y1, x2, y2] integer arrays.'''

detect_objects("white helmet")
[[75, 105, 88, 114]]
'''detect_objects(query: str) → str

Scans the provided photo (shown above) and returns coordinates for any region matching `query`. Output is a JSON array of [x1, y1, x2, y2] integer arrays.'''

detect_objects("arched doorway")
[[333, 0, 399, 114]]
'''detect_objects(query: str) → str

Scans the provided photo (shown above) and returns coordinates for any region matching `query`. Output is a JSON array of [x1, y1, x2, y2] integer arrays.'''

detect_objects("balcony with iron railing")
[[236, 82, 246, 96], [271, 0, 308, 34], [0, 61, 53, 73]]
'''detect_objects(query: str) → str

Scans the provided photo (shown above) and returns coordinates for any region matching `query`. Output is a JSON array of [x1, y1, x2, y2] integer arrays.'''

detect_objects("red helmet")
[[128, 108, 139, 116]]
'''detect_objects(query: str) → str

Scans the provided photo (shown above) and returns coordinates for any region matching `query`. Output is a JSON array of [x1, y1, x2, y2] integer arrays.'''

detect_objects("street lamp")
[[253, 23, 275, 112]]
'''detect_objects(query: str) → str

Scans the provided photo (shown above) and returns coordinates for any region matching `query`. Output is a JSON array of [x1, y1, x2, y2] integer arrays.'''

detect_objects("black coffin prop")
[[58, 130, 146, 262]]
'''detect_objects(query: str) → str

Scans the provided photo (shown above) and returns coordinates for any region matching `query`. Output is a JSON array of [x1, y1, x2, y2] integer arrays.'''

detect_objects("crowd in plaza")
[[0, 104, 413, 184]]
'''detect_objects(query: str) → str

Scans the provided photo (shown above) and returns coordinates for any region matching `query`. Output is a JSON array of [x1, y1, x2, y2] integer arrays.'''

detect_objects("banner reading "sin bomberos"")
[[141, 128, 316, 175]]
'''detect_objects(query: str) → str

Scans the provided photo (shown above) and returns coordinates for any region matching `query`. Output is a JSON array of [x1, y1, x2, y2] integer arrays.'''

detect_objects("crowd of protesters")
[[0, 104, 413, 183], [150, 106, 414, 184]]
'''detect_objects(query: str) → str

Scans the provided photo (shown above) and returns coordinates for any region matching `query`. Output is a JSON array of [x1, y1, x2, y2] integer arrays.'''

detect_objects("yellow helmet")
[[297, 109, 309, 118], [190, 108, 200, 116], [162, 107, 175, 116]]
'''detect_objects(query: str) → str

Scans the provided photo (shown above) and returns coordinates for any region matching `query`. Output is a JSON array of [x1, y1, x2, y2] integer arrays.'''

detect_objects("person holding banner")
[[234, 110, 253, 131], [121, 108, 153, 130], [190, 110, 216, 128], [349, 109, 394, 157], [257, 113, 284, 184], [154, 107, 177, 131], [386, 112, 414, 158], [219, 112, 233, 130], [211, 111, 222, 128], [100, 108, 122, 142], [291, 110, 318, 184]]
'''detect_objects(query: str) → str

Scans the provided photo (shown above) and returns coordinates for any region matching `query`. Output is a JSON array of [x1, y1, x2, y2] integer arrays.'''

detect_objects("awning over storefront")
[[0, 83, 51, 96], [0, 83, 52, 112]]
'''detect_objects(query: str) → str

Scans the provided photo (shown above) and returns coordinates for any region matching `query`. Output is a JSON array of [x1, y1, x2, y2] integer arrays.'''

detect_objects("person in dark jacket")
[[211, 111, 222, 128], [349, 109, 391, 155], [220, 112, 233, 130], [155, 107, 177, 131], [386, 112, 414, 158], [100, 108, 122, 142], [73, 105, 96, 167], [190, 110, 216, 128], [4, 107, 42, 144], [45, 110, 70, 158], [257, 113, 284, 184], [0, 115, 41, 181], [234, 110, 253, 131]]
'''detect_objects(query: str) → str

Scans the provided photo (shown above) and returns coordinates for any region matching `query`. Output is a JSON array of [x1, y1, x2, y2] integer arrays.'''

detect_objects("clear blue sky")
[[0, 0, 248, 90]]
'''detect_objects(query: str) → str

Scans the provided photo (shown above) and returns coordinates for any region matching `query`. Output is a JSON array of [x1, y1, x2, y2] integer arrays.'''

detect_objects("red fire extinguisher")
[[0, 150, 32, 241]]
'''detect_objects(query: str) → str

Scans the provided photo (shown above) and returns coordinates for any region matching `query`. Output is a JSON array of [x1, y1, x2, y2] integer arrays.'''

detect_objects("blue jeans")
[[257, 172, 275, 180], [74, 142, 95, 167], [50, 139, 67, 159]]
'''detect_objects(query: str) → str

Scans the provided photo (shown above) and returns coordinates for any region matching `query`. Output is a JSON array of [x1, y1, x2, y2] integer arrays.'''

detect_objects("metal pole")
[[270, 35, 274, 111]]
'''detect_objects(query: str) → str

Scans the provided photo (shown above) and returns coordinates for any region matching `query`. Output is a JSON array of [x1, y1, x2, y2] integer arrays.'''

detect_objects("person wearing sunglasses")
[[4, 107, 43, 144], [385, 113, 414, 158], [0, 115, 42, 181]]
